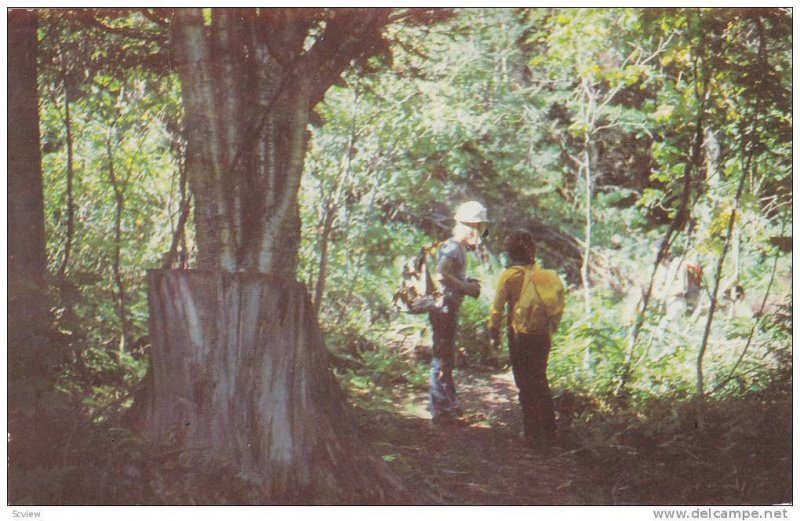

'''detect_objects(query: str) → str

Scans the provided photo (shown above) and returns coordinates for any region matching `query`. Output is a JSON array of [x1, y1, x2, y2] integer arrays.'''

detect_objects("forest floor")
[[355, 367, 607, 505]]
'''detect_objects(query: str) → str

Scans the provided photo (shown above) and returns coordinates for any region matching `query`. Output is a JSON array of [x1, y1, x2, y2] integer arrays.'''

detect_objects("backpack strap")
[[529, 271, 543, 304], [423, 240, 445, 257], [528, 267, 553, 334], [414, 241, 444, 271], [420, 240, 445, 294]]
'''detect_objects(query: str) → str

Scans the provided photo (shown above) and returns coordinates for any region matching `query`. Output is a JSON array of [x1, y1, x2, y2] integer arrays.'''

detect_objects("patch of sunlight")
[[402, 396, 430, 419], [491, 371, 516, 385], [481, 390, 512, 406]]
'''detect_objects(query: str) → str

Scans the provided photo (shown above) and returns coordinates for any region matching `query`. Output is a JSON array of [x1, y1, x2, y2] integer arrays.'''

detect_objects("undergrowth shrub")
[[10, 418, 263, 505], [554, 383, 791, 505], [323, 319, 429, 412]]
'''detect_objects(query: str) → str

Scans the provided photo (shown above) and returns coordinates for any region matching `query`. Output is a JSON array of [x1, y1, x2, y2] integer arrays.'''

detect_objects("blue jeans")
[[429, 303, 459, 418]]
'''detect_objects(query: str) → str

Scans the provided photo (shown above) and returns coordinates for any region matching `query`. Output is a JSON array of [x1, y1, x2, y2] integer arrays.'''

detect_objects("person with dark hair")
[[488, 229, 564, 444]]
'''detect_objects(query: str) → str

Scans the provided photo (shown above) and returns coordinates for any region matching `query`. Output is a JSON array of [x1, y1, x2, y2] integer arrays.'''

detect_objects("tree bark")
[[163, 144, 192, 269], [172, 9, 237, 271], [131, 9, 407, 502], [8, 9, 50, 353], [132, 270, 407, 503], [171, 8, 391, 276], [8, 10, 60, 471]]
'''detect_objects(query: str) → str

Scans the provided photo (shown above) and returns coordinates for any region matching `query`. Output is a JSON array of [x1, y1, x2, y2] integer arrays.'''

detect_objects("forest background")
[[7, 7, 793, 506]]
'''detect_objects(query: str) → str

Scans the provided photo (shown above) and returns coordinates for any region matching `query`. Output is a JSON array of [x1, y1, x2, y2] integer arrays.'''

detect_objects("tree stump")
[[133, 269, 406, 503]]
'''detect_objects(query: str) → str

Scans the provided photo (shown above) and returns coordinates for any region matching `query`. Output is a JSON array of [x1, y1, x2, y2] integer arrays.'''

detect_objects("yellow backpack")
[[511, 265, 566, 335]]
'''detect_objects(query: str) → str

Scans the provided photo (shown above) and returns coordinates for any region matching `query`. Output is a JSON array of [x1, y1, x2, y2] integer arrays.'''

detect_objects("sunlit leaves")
[[637, 188, 667, 210], [39, 13, 184, 357], [652, 104, 675, 123]]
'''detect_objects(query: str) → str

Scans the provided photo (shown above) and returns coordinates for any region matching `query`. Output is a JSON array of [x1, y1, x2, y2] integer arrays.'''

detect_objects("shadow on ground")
[[354, 369, 597, 505]]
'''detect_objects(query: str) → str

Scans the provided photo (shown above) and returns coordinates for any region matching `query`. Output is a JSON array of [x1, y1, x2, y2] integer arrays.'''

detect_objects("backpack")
[[511, 266, 566, 335], [393, 242, 444, 314]]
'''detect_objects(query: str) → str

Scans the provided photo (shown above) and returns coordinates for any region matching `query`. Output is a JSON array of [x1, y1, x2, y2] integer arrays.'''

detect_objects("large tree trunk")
[[8, 10, 65, 477], [9, 10, 49, 339], [171, 8, 391, 274], [130, 8, 406, 502], [132, 269, 406, 503]]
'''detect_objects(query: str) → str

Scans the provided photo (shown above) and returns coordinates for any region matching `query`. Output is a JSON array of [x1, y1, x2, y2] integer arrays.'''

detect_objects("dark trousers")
[[431, 304, 458, 363], [429, 303, 459, 418], [509, 330, 555, 439]]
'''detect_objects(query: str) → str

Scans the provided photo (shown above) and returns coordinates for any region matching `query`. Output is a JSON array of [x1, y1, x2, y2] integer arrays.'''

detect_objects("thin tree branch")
[[708, 216, 785, 396], [697, 13, 768, 399], [56, 42, 76, 279], [139, 8, 171, 28], [617, 20, 709, 394], [105, 126, 129, 352], [303, 8, 393, 107], [74, 9, 168, 43], [314, 88, 358, 315]]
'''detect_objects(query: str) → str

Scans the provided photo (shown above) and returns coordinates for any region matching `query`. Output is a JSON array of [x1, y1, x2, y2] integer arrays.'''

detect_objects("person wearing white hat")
[[429, 201, 487, 423]]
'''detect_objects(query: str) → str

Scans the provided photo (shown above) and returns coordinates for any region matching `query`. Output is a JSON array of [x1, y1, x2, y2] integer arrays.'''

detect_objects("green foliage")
[[325, 321, 429, 413], [457, 296, 493, 364], [303, 13, 790, 504], [560, 387, 791, 504], [36, 11, 185, 422]]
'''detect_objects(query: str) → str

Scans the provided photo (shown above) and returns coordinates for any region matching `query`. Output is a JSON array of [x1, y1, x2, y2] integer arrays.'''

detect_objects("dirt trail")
[[357, 368, 598, 505]]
